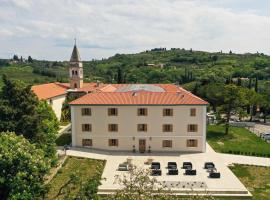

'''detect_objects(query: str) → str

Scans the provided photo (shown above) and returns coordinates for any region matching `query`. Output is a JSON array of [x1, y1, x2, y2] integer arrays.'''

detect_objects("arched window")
[[74, 83, 77, 88], [72, 70, 74, 75], [75, 71, 78, 75]]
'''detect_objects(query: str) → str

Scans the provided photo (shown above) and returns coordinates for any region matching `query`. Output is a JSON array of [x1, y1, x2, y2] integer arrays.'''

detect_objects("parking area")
[[247, 123, 270, 141], [98, 149, 250, 197]]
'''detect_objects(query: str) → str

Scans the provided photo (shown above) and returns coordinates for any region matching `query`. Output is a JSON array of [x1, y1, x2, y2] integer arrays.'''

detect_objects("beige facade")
[[47, 95, 66, 120], [71, 105, 207, 152]]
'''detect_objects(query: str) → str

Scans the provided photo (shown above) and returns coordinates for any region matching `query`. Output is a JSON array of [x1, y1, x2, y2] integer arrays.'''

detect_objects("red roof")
[[69, 87, 208, 105], [31, 82, 104, 100], [31, 82, 68, 100], [32, 82, 208, 105]]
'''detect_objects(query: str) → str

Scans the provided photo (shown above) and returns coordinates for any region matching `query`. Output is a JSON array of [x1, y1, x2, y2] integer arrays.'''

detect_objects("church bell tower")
[[69, 40, 83, 89]]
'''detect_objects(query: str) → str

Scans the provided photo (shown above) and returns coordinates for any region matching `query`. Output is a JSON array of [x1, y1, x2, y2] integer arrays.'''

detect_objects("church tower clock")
[[69, 40, 83, 89]]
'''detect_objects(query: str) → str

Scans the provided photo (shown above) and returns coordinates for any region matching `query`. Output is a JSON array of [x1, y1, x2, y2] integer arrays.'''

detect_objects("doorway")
[[139, 139, 146, 153]]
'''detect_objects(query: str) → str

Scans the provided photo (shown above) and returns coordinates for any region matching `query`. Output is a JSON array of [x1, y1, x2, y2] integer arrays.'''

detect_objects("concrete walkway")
[[62, 143, 270, 167], [59, 143, 270, 197], [57, 123, 71, 136], [204, 143, 270, 167]]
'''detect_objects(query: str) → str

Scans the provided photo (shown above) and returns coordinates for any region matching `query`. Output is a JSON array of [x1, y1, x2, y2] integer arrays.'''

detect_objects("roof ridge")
[[177, 87, 208, 103]]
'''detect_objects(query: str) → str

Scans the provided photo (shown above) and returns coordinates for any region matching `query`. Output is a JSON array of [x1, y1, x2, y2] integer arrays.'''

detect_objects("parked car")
[[262, 132, 270, 141]]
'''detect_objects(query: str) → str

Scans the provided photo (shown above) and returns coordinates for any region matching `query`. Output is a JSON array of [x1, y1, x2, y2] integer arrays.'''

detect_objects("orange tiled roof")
[[31, 82, 68, 100], [69, 87, 208, 105]]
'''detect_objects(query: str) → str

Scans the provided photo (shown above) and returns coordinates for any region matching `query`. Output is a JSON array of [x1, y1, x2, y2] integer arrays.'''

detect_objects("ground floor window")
[[186, 139, 198, 147], [82, 139, 92, 147], [108, 139, 118, 146], [162, 140, 172, 148]]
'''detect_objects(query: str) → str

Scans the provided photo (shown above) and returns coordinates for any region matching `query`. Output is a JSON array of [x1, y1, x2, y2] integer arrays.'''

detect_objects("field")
[[46, 156, 105, 200], [0, 66, 55, 88], [207, 125, 270, 157]]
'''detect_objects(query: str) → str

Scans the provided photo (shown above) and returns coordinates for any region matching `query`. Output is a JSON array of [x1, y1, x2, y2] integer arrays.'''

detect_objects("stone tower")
[[69, 41, 83, 89]]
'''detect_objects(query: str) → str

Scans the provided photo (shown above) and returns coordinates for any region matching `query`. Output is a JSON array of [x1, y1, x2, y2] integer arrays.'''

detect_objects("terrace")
[[97, 144, 251, 197]]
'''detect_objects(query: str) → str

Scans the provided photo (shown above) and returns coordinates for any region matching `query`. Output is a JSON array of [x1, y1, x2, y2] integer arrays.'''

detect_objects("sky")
[[1, 0, 270, 61]]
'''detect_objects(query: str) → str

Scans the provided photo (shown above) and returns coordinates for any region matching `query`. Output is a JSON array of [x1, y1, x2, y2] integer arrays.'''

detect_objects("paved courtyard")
[[63, 143, 270, 197]]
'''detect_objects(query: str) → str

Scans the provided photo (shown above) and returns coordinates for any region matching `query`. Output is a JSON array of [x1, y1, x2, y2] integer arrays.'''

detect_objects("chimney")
[[96, 80, 101, 87]]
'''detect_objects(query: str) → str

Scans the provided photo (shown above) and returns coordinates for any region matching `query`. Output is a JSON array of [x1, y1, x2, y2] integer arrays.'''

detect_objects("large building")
[[32, 44, 208, 152], [69, 84, 208, 152]]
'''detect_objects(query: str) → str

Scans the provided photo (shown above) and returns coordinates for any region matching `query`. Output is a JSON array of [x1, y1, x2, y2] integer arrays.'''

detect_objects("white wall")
[[47, 95, 66, 120], [71, 105, 207, 152]]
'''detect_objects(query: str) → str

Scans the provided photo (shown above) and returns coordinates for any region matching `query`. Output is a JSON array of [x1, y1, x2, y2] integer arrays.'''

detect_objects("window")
[[81, 108, 91, 116], [74, 83, 77, 88], [108, 139, 118, 146], [137, 124, 147, 132], [108, 108, 118, 116], [137, 108, 148, 116], [186, 139, 198, 147], [163, 108, 173, 116], [72, 70, 74, 75], [162, 140, 172, 148], [190, 108, 196, 116], [187, 124, 198, 132], [82, 124, 92, 132], [82, 139, 92, 146], [108, 124, 118, 132], [49, 99, 53, 105], [75, 71, 78, 75], [163, 124, 173, 132]]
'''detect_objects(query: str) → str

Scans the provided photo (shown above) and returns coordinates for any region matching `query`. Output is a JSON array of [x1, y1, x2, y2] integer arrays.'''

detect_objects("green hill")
[[1, 48, 270, 90]]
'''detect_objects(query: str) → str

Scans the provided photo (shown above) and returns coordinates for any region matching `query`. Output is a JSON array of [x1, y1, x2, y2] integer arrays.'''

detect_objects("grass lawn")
[[207, 125, 270, 157], [218, 165, 270, 200], [46, 156, 105, 200], [56, 133, 72, 146]]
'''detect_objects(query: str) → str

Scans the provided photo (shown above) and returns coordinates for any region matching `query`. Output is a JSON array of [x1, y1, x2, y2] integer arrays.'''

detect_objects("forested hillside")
[[1, 48, 270, 92]]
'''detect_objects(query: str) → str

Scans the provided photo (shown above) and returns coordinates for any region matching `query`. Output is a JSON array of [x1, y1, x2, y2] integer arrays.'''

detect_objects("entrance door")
[[139, 139, 146, 153]]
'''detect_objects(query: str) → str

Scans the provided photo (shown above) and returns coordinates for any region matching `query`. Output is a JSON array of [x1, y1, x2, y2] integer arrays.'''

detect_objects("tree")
[[28, 55, 33, 63], [0, 132, 50, 199], [259, 82, 270, 123], [221, 85, 248, 134], [0, 75, 59, 161], [109, 166, 213, 200], [110, 166, 174, 200], [13, 54, 19, 61], [36, 101, 59, 162], [60, 93, 77, 122], [197, 83, 224, 112], [117, 67, 124, 83]]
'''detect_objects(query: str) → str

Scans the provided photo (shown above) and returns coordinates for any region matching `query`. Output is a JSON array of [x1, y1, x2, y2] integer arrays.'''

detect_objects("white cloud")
[[0, 0, 270, 60]]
